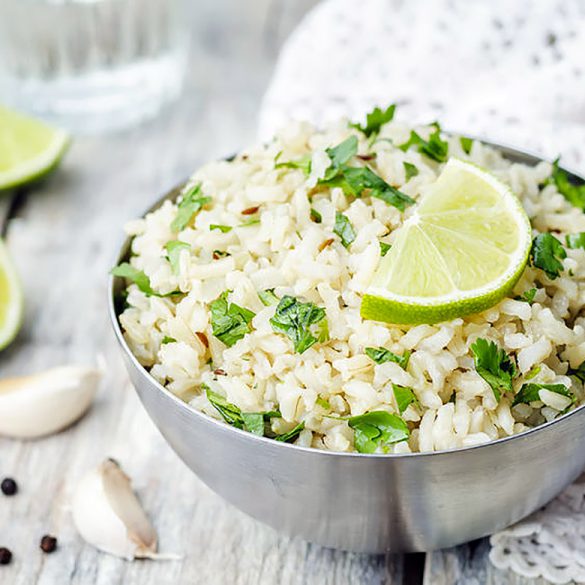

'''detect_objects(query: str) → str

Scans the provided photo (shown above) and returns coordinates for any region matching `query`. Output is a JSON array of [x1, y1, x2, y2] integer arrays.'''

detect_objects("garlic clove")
[[72, 459, 158, 560], [0, 366, 100, 439]]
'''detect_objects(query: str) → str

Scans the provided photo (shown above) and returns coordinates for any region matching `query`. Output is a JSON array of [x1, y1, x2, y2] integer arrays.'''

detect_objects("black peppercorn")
[[0, 547, 12, 565], [40, 535, 58, 554], [0, 478, 17, 496]]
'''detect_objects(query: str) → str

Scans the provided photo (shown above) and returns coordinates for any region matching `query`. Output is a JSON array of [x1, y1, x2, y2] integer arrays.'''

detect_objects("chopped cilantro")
[[512, 383, 574, 406], [517, 287, 537, 304], [325, 136, 358, 173], [269, 295, 327, 354], [566, 232, 585, 250], [310, 208, 322, 223], [161, 336, 176, 344], [530, 233, 566, 279], [209, 291, 255, 347], [380, 241, 392, 256], [334, 212, 356, 248], [399, 123, 449, 162], [569, 362, 585, 383], [460, 136, 473, 155], [274, 421, 305, 443], [365, 346, 411, 370], [392, 384, 417, 414], [111, 263, 181, 298], [258, 289, 279, 306], [210, 224, 232, 233], [524, 365, 541, 380], [239, 217, 260, 227], [316, 396, 331, 410], [171, 183, 211, 232], [545, 158, 585, 210], [347, 411, 409, 453], [471, 338, 517, 401], [350, 104, 396, 138], [165, 240, 190, 275], [275, 153, 312, 174], [403, 161, 419, 180]]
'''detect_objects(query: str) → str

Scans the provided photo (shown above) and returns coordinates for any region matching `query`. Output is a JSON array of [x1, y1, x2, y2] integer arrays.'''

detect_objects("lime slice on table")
[[0, 239, 23, 349], [361, 158, 532, 325], [0, 106, 70, 191]]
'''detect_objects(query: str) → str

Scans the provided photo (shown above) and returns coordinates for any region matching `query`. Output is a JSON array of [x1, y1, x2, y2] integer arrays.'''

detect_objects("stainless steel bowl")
[[109, 142, 585, 553]]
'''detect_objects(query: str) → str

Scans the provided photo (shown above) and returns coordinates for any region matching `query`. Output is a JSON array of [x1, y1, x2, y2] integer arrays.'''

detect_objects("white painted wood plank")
[[0, 1, 411, 584]]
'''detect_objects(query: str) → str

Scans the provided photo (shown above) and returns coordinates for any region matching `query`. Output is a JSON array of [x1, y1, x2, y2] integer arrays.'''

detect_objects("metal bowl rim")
[[108, 135, 585, 460]]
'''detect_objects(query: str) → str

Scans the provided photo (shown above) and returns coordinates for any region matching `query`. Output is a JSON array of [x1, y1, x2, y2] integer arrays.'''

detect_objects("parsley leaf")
[[171, 183, 211, 232], [403, 161, 419, 181], [209, 291, 255, 347], [399, 123, 449, 162], [258, 289, 279, 306], [310, 208, 322, 223], [334, 211, 356, 248], [210, 224, 232, 233], [517, 287, 537, 304], [347, 411, 409, 453], [380, 241, 392, 256], [512, 383, 574, 406], [566, 233, 585, 250], [165, 240, 190, 275], [471, 338, 517, 401], [392, 384, 417, 414], [460, 136, 473, 155], [205, 386, 280, 436], [545, 158, 585, 210], [365, 346, 411, 369], [350, 104, 396, 138], [274, 421, 305, 442], [270, 295, 327, 354], [530, 233, 566, 279], [161, 336, 176, 344]]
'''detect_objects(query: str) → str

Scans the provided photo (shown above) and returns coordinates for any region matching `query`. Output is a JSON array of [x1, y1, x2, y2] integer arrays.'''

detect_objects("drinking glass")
[[0, 0, 188, 133]]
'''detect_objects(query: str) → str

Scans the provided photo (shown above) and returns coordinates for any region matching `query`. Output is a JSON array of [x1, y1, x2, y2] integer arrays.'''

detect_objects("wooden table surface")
[[0, 2, 555, 583]]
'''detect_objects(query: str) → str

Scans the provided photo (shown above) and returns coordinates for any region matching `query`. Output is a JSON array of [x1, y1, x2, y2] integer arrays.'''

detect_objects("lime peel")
[[361, 158, 532, 325]]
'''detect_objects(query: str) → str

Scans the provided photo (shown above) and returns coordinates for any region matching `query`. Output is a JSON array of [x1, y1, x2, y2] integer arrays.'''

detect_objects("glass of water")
[[0, 0, 188, 133]]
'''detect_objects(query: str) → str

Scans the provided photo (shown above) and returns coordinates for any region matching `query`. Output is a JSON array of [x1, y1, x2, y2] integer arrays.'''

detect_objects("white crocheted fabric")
[[258, 1, 585, 582]]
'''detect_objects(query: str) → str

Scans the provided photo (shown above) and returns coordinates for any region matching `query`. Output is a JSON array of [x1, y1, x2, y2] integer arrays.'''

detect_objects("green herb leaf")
[[240, 412, 265, 436], [258, 289, 279, 306], [350, 104, 396, 138], [210, 224, 232, 233], [275, 153, 312, 174], [545, 158, 585, 210], [270, 295, 327, 354], [365, 346, 411, 370], [165, 240, 190, 275], [239, 217, 260, 227], [566, 233, 585, 250], [517, 287, 537, 304], [530, 233, 566, 279], [209, 291, 255, 347], [111, 263, 154, 296], [380, 241, 392, 256], [316, 396, 331, 409], [334, 211, 356, 248], [524, 365, 541, 381], [392, 384, 417, 414], [512, 383, 574, 406], [161, 336, 176, 344], [403, 161, 419, 181], [399, 124, 449, 162], [471, 338, 517, 401], [460, 136, 473, 155], [348, 411, 409, 453], [310, 208, 322, 223], [569, 362, 585, 383], [325, 136, 358, 172], [274, 421, 305, 443], [171, 183, 211, 232]]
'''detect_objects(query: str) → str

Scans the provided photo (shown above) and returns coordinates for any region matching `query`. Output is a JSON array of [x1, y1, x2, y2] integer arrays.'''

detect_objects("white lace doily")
[[258, 1, 585, 582]]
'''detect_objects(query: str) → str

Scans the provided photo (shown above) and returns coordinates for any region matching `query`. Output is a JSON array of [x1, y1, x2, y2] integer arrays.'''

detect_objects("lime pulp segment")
[[0, 239, 24, 350], [361, 158, 532, 324]]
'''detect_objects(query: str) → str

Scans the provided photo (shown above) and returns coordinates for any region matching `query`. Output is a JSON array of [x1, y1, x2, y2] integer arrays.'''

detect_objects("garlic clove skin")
[[0, 366, 100, 439], [72, 459, 157, 560]]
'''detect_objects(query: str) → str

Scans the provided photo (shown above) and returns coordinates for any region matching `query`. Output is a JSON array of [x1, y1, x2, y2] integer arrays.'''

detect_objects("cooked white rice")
[[118, 117, 585, 453]]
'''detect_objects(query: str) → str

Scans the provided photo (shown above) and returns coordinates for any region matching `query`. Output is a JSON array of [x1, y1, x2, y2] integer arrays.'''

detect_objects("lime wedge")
[[0, 106, 70, 191], [361, 158, 532, 324], [0, 238, 23, 349]]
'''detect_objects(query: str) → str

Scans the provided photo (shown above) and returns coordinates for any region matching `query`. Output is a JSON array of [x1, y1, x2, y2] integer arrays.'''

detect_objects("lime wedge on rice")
[[0, 239, 23, 349], [0, 106, 70, 191], [361, 158, 532, 325]]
